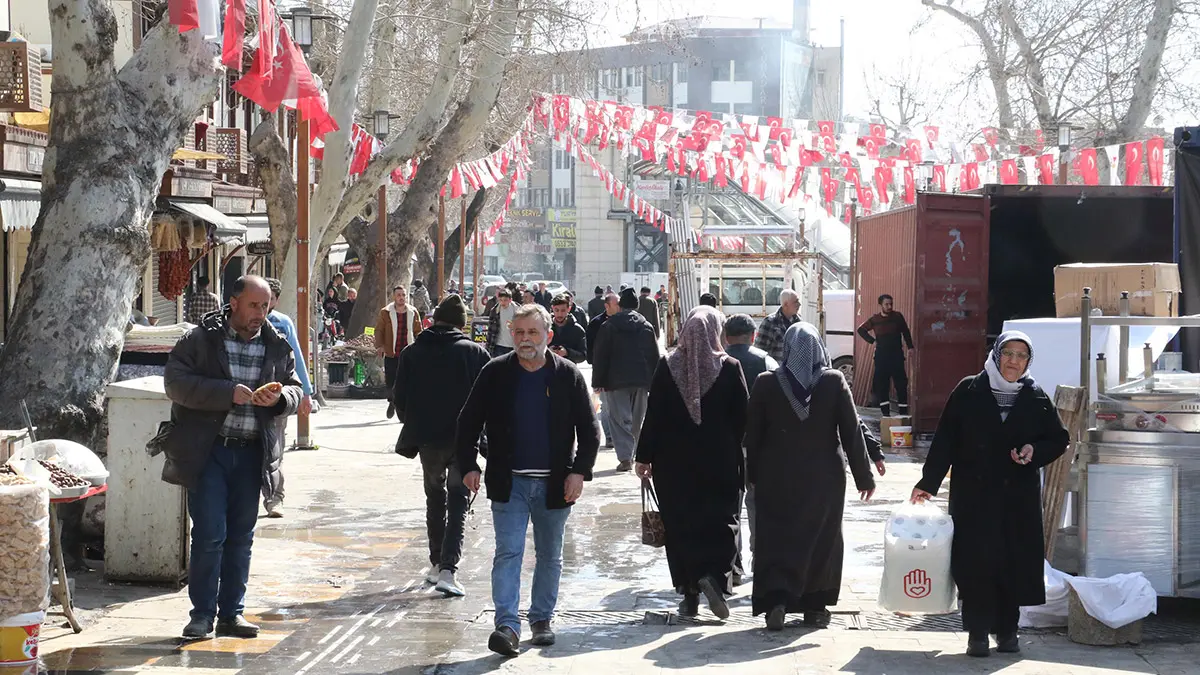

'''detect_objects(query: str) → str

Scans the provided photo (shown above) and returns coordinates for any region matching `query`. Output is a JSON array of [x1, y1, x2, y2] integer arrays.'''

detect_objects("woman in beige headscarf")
[[635, 306, 749, 620]]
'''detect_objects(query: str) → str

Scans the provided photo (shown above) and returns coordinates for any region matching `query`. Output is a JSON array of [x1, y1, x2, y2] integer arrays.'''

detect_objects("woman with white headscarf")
[[912, 330, 1067, 658], [743, 322, 876, 631], [635, 306, 748, 620]]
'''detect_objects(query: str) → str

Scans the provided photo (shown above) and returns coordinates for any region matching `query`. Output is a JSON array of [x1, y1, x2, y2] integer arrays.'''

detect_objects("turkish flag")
[[905, 138, 923, 164], [787, 167, 805, 199], [252, 0, 276, 83], [870, 123, 887, 141], [1125, 141, 1144, 186], [924, 125, 940, 148], [169, 0, 200, 31], [972, 143, 990, 162], [1034, 129, 1045, 153], [778, 128, 793, 149], [714, 155, 728, 187], [221, 0, 247, 69], [234, 24, 319, 112], [614, 106, 633, 130], [819, 133, 836, 153], [730, 136, 747, 160], [1037, 154, 1056, 184], [817, 120, 835, 135], [770, 144, 784, 170], [838, 152, 854, 169], [1077, 148, 1100, 185], [654, 109, 673, 126], [552, 95, 571, 133], [873, 167, 891, 205], [983, 127, 1000, 147], [821, 169, 837, 208], [844, 167, 861, 186], [766, 117, 784, 140], [862, 136, 881, 160], [963, 162, 981, 190], [1000, 159, 1019, 185], [1147, 137, 1165, 186], [903, 166, 916, 204], [932, 165, 946, 192], [857, 181, 875, 210]]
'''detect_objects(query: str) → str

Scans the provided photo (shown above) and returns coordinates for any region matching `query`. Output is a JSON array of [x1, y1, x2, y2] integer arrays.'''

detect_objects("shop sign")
[[214, 195, 253, 214], [546, 208, 577, 222], [633, 179, 671, 201], [171, 176, 212, 199], [247, 241, 274, 256], [533, 243, 552, 254], [2, 144, 44, 174], [551, 222, 576, 250], [342, 262, 363, 274], [506, 207, 545, 229], [471, 317, 489, 345]]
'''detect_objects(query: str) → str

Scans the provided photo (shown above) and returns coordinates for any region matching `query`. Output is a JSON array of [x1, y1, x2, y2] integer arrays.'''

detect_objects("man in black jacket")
[[586, 292, 620, 448], [592, 288, 660, 472], [548, 293, 587, 363], [567, 291, 589, 327], [458, 303, 599, 657], [163, 276, 302, 640], [586, 286, 606, 320], [394, 294, 490, 598]]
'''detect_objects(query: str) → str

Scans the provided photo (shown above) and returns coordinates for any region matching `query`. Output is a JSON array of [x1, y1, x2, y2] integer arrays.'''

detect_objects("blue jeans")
[[187, 441, 263, 621], [491, 476, 572, 635]]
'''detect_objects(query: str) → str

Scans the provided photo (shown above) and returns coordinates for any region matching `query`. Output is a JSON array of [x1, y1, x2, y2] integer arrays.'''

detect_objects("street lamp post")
[[1057, 124, 1073, 185], [372, 110, 391, 318]]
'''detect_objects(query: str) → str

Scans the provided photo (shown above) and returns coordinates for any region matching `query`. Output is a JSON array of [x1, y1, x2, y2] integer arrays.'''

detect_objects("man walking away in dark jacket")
[[534, 282, 554, 311], [394, 294, 490, 598], [857, 293, 914, 416], [593, 288, 660, 472], [457, 303, 600, 657], [722, 313, 778, 580], [637, 286, 661, 338], [587, 292, 620, 448], [549, 294, 587, 363], [587, 286, 606, 320], [163, 275, 303, 640]]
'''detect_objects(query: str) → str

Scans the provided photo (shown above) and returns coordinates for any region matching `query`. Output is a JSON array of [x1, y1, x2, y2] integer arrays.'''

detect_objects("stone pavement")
[[30, 377, 1200, 674]]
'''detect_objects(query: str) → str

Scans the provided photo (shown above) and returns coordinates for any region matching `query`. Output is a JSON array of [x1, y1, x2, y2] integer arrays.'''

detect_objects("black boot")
[[967, 636, 990, 657], [678, 594, 699, 617], [996, 633, 1020, 653], [880, 401, 891, 417]]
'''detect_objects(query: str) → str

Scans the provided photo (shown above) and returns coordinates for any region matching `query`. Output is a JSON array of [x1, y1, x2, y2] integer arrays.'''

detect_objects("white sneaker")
[[435, 569, 466, 597], [424, 567, 441, 585]]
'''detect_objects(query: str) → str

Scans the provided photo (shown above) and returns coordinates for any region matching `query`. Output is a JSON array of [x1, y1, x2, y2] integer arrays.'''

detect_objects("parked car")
[[822, 289, 854, 386], [478, 274, 506, 287], [532, 280, 568, 297]]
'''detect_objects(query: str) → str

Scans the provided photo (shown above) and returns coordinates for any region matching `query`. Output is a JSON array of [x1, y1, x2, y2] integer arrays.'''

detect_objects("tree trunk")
[[386, 0, 518, 295], [248, 117, 299, 317], [1108, 0, 1176, 143], [342, 218, 381, 337], [923, 0, 1016, 130], [0, 6, 221, 443], [443, 187, 487, 274]]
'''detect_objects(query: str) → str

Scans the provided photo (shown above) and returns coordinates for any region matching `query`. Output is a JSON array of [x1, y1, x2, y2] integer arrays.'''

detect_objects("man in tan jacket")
[[376, 285, 423, 419]]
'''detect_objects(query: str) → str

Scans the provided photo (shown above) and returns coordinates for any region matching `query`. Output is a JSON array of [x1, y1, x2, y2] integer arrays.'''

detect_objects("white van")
[[822, 289, 855, 385]]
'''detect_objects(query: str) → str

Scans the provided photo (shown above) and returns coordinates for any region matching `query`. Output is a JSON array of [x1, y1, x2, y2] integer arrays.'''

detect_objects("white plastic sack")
[[1020, 560, 1074, 628], [879, 501, 957, 613], [1066, 572, 1157, 629], [18, 439, 107, 487]]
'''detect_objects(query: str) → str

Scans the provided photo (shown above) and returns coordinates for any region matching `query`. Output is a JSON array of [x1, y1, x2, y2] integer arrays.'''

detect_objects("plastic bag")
[[0, 483, 51, 618], [1065, 572, 1157, 629], [1020, 560, 1074, 628], [879, 501, 956, 614], [18, 439, 107, 487]]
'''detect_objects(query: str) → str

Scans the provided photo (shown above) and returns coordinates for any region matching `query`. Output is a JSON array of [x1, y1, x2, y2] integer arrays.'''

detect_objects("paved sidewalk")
[[31, 388, 1200, 674]]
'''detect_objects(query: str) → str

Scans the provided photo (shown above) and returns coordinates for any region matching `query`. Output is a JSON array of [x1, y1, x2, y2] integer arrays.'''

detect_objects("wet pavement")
[[29, 373, 1200, 674]]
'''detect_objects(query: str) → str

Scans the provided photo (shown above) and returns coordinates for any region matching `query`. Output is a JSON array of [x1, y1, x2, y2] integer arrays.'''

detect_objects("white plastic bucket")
[[890, 426, 913, 448], [0, 611, 43, 666]]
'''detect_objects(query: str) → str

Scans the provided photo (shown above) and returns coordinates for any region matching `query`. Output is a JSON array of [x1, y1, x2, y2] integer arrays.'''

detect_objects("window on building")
[[625, 68, 634, 87], [608, 68, 620, 89], [552, 73, 566, 92], [676, 62, 689, 83], [555, 149, 573, 170], [816, 70, 827, 87], [634, 68, 643, 87], [734, 102, 759, 115], [650, 64, 660, 82], [552, 188, 575, 207]]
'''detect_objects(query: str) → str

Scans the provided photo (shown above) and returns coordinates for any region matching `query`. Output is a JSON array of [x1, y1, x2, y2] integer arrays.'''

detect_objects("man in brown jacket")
[[162, 275, 303, 640], [376, 285, 424, 419]]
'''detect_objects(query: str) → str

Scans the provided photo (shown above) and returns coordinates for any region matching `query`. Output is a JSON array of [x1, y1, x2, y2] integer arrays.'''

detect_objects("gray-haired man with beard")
[[457, 303, 600, 657]]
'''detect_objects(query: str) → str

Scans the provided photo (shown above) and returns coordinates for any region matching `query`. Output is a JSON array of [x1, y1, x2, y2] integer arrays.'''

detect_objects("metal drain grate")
[[475, 609, 1200, 642]]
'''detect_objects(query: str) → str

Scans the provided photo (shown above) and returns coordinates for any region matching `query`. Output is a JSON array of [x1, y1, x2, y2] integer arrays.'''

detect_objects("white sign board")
[[633, 179, 671, 201]]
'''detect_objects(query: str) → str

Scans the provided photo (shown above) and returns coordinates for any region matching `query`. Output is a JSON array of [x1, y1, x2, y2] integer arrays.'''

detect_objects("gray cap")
[[724, 313, 756, 337]]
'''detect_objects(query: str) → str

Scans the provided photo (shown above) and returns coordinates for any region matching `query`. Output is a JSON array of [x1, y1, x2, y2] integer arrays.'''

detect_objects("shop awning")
[[329, 242, 349, 266], [230, 214, 270, 243], [168, 200, 246, 239], [0, 179, 42, 232]]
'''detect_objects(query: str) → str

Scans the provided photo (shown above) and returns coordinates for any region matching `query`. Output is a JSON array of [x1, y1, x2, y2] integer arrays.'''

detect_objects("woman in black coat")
[[912, 330, 1068, 658], [635, 307, 748, 620]]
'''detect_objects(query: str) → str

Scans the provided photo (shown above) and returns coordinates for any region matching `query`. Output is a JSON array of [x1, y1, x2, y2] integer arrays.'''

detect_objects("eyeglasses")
[[1000, 350, 1030, 361]]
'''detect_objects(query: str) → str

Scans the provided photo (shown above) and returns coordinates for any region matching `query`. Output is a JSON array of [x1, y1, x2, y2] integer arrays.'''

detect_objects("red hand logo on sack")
[[903, 569, 932, 599]]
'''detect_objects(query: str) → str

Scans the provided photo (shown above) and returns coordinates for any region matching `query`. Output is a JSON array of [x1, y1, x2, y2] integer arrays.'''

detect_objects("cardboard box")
[[880, 416, 913, 447], [1054, 263, 1180, 318]]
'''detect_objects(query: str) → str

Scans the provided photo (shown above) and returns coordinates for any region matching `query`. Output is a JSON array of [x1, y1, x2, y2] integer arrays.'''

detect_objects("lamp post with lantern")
[[1057, 124, 1074, 185], [372, 109, 397, 315]]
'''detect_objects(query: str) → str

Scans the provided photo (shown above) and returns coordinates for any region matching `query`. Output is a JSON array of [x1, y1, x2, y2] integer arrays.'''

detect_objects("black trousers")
[[419, 444, 470, 572], [871, 356, 909, 415], [384, 356, 399, 400], [961, 583, 1020, 640]]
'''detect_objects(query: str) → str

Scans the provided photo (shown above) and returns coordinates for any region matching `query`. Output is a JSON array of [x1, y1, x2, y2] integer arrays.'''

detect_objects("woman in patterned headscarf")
[[635, 306, 748, 620], [744, 322, 876, 631], [912, 330, 1067, 658]]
